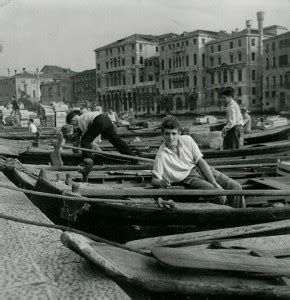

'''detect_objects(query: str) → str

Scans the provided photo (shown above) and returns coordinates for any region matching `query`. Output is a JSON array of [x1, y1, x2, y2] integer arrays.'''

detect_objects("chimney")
[[246, 20, 252, 33], [257, 11, 265, 56]]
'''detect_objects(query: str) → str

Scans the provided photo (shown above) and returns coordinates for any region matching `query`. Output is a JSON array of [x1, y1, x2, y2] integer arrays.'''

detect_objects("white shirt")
[[224, 99, 244, 130], [153, 135, 203, 183], [29, 123, 37, 133], [77, 111, 102, 133]]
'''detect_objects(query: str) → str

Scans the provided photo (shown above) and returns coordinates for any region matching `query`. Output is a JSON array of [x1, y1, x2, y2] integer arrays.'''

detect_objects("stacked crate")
[[40, 105, 55, 127], [20, 109, 30, 127], [53, 103, 68, 128]]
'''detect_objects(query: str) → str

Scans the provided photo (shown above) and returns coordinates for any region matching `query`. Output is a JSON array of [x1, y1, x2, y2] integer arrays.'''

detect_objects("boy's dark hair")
[[29, 118, 34, 123], [161, 115, 180, 132], [66, 110, 81, 124], [221, 88, 234, 97]]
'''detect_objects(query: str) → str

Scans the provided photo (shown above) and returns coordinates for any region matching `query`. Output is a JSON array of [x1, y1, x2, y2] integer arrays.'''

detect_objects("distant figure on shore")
[[221, 89, 244, 150], [28, 118, 38, 134], [241, 106, 251, 134], [11, 95, 21, 126]]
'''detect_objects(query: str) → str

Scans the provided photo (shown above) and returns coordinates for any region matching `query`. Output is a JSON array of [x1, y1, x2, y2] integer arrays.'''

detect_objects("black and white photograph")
[[0, 0, 290, 298]]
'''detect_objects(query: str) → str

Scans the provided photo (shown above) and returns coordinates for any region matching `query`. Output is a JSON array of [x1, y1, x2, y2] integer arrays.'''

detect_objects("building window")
[[122, 77, 126, 85], [252, 87, 256, 95], [238, 70, 242, 81], [139, 44, 142, 50], [218, 72, 221, 84], [251, 69, 256, 81], [272, 42, 276, 50], [223, 69, 227, 83], [279, 54, 288, 66], [272, 91, 276, 97], [193, 39, 197, 45], [202, 38, 205, 45], [280, 75, 283, 86], [140, 56, 144, 64], [265, 91, 269, 98], [230, 71, 234, 82], [185, 40, 189, 46], [168, 58, 172, 69], [118, 47, 120, 53], [132, 75, 136, 84], [218, 56, 221, 65], [194, 75, 197, 86], [273, 57, 276, 67], [122, 58, 125, 66], [106, 61, 109, 69], [273, 76, 276, 87], [140, 75, 144, 83], [161, 46, 164, 51], [193, 54, 197, 65], [251, 53, 256, 61], [169, 78, 172, 89], [230, 53, 233, 63], [97, 63, 100, 70], [266, 77, 269, 88], [155, 46, 158, 52], [218, 44, 221, 51], [122, 46, 125, 52], [186, 55, 189, 66], [161, 59, 165, 70], [211, 73, 215, 84], [238, 39, 242, 47], [132, 57, 135, 64], [251, 39, 255, 46], [211, 46, 214, 53], [202, 54, 205, 67], [230, 41, 233, 49], [161, 79, 165, 89], [238, 87, 242, 96], [202, 76, 206, 87], [238, 52, 242, 62], [210, 57, 214, 67], [132, 44, 135, 50]]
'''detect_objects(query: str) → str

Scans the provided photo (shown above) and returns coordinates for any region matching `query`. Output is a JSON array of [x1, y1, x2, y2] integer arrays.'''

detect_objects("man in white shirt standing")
[[65, 110, 135, 159], [221, 89, 244, 150], [151, 115, 245, 208]]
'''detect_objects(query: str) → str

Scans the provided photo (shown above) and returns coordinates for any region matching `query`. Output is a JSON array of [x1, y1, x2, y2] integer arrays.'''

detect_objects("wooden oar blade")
[[152, 247, 290, 276]]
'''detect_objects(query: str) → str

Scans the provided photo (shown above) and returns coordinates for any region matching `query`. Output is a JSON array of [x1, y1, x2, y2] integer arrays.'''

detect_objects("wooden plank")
[[126, 219, 290, 250], [250, 177, 290, 190], [152, 247, 290, 276]]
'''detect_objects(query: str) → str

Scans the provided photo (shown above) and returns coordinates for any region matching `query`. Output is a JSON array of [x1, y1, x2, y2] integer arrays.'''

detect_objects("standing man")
[[65, 110, 135, 159], [221, 89, 244, 150], [151, 115, 245, 208]]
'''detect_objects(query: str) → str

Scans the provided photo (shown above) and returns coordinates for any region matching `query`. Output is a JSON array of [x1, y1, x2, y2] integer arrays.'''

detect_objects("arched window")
[[193, 54, 197, 65], [176, 97, 183, 110], [161, 79, 165, 90], [186, 55, 189, 66], [168, 58, 172, 69], [161, 59, 165, 70]]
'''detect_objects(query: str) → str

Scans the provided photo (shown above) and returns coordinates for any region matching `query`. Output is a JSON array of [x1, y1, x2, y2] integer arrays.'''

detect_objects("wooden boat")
[[61, 231, 290, 298], [244, 125, 290, 145], [2, 157, 290, 242], [14, 139, 290, 165]]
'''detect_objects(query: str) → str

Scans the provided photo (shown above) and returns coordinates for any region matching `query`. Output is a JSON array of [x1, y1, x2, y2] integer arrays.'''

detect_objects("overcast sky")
[[0, 0, 289, 76]]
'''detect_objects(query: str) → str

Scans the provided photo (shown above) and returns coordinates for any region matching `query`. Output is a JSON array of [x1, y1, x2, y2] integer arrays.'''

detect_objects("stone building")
[[205, 12, 286, 112], [40, 77, 74, 106], [94, 34, 174, 114], [158, 30, 223, 114], [0, 69, 54, 109], [263, 30, 290, 112], [72, 69, 96, 106]]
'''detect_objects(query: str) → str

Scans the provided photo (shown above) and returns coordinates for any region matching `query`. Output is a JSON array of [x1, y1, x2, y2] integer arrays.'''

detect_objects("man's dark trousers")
[[80, 114, 135, 159]]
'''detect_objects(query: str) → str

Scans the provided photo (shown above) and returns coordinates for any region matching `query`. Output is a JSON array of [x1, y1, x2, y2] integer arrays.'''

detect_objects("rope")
[[0, 213, 149, 256]]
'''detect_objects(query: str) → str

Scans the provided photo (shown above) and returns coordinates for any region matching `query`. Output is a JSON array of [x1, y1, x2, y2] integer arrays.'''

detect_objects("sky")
[[0, 0, 290, 76]]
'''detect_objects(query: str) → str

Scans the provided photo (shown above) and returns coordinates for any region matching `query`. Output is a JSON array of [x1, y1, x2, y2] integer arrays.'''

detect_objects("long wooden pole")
[[126, 219, 290, 250], [62, 144, 154, 163]]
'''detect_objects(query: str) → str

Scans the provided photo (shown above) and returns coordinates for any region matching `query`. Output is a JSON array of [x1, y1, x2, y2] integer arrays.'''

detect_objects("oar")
[[61, 144, 154, 163], [49, 131, 154, 166]]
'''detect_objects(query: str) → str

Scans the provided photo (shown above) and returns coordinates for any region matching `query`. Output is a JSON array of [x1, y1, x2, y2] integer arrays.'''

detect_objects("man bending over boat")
[[65, 110, 135, 159], [151, 115, 245, 208]]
